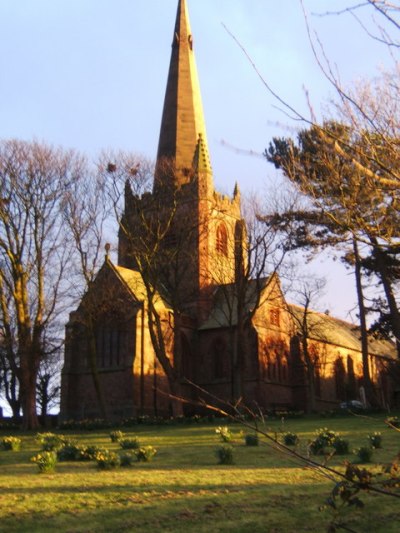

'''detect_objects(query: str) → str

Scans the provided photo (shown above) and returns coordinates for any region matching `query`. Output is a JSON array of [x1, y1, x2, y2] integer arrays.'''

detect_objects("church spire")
[[154, 0, 213, 192]]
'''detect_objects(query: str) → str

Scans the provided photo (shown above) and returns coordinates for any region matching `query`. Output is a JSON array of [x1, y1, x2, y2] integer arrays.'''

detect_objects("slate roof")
[[289, 304, 396, 359], [198, 275, 396, 359], [199, 276, 273, 330], [110, 262, 171, 311]]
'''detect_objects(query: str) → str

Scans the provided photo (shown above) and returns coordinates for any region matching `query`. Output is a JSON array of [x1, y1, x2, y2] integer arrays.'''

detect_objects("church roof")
[[111, 262, 171, 311], [155, 0, 212, 190], [199, 276, 274, 330], [289, 304, 396, 359], [199, 276, 396, 358]]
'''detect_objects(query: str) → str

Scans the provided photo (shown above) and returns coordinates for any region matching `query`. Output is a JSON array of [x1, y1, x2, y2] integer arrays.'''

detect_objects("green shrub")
[[119, 437, 140, 450], [315, 428, 337, 446], [244, 434, 259, 446], [283, 432, 299, 446], [119, 451, 136, 467], [110, 430, 125, 443], [31, 451, 57, 473], [354, 446, 373, 463], [79, 445, 102, 461], [332, 437, 350, 455], [95, 449, 121, 470], [215, 426, 232, 443], [309, 427, 337, 455], [135, 445, 157, 462], [2, 436, 22, 451], [56, 441, 81, 461], [36, 432, 66, 451], [368, 432, 382, 449], [215, 445, 234, 465]]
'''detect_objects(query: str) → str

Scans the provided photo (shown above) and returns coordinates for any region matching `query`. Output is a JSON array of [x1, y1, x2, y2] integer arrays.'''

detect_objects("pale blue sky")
[[0, 0, 393, 320]]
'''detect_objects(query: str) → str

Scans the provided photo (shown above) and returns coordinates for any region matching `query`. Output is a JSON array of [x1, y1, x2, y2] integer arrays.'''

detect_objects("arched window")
[[216, 223, 228, 256], [270, 308, 281, 327]]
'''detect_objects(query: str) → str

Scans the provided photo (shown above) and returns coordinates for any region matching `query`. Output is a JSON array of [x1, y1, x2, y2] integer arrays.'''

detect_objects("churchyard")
[[0, 412, 399, 532]]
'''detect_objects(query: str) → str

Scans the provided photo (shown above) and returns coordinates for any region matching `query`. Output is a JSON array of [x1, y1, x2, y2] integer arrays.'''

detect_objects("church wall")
[[131, 305, 175, 416], [61, 369, 136, 420]]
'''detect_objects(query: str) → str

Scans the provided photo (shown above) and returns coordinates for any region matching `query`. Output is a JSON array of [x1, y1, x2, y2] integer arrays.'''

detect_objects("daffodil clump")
[[368, 432, 382, 449], [36, 432, 67, 451], [109, 430, 125, 443], [31, 451, 57, 473], [215, 426, 232, 443], [135, 445, 157, 462], [2, 436, 21, 451], [95, 449, 121, 470]]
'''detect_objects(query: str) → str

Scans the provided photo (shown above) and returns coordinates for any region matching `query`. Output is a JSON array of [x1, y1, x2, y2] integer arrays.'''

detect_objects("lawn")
[[0, 413, 399, 532]]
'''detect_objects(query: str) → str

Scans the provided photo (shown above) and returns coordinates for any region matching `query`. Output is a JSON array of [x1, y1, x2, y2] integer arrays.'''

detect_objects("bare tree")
[[284, 277, 328, 413], [0, 139, 85, 429], [208, 192, 289, 403], [36, 351, 61, 418], [61, 152, 117, 419]]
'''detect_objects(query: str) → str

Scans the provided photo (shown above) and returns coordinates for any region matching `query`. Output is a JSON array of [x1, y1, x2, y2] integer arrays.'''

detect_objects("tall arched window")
[[216, 223, 228, 256]]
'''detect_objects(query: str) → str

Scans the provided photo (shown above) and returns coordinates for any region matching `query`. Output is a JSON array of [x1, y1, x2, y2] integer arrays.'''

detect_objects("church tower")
[[119, 0, 245, 322]]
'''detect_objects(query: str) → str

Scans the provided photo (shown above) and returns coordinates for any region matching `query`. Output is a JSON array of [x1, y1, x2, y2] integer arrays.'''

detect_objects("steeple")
[[154, 0, 213, 192]]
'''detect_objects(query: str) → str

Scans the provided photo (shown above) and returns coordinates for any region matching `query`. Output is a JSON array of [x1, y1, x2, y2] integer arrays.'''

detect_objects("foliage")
[[332, 437, 350, 455], [283, 432, 299, 446], [309, 427, 337, 455], [36, 432, 67, 451], [1, 436, 21, 451], [244, 433, 259, 446], [31, 451, 57, 473], [79, 445, 103, 461], [56, 442, 82, 461], [215, 426, 232, 443], [95, 449, 121, 470], [135, 446, 157, 462], [215, 444, 234, 465], [119, 451, 136, 467], [368, 432, 383, 449], [354, 446, 374, 463], [265, 115, 400, 403], [110, 430, 125, 442], [119, 437, 140, 450]]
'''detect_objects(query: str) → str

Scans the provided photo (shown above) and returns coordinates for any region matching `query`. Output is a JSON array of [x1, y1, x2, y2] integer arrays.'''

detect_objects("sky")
[[0, 0, 395, 322]]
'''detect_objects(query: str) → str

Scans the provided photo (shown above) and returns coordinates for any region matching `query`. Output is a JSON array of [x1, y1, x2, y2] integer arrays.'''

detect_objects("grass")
[[0, 413, 399, 532]]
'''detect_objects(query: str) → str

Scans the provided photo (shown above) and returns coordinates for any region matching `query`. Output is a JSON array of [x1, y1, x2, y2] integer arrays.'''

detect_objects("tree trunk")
[[371, 239, 400, 358], [353, 238, 379, 407], [19, 366, 39, 430], [302, 337, 316, 414]]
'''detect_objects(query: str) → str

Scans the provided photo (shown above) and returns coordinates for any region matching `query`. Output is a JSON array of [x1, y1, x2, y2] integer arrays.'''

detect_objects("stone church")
[[60, 0, 396, 421]]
